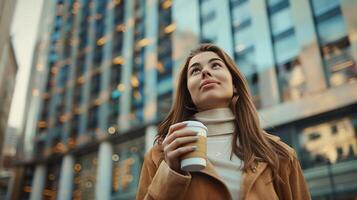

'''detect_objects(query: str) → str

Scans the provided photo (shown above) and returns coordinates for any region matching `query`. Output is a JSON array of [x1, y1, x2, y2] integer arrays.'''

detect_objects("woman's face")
[[187, 51, 234, 111]]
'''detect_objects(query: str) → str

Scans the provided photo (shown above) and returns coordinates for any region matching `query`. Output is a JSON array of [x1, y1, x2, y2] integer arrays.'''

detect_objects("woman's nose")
[[201, 68, 212, 78]]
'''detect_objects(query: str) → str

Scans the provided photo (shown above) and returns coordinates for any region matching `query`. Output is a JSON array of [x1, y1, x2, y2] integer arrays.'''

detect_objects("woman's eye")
[[212, 63, 221, 69], [191, 68, 201, 75]]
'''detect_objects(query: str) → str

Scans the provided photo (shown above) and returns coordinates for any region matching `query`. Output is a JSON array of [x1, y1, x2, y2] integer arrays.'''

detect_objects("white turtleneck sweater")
[[194, 108, 242, 200]]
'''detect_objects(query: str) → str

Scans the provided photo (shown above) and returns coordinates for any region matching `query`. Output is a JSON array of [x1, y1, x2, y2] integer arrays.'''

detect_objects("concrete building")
[[0, 0, 18, 165], [10, 0, 357, 199], [0, 0, 18, 198]]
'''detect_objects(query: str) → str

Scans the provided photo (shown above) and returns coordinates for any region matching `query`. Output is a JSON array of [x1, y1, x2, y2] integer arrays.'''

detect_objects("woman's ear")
[[230, 94, 239, 111], [233, 87, 238, 95]]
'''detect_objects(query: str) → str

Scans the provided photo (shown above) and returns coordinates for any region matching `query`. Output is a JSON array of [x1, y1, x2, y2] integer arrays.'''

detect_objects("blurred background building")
[[3, 0, 357, 199], [0, 0, 18, 198]]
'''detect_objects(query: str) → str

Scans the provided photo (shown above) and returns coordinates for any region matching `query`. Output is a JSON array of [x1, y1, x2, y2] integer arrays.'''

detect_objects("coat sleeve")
[[136, 149, 192, 200], [288, 153, 311, 200]]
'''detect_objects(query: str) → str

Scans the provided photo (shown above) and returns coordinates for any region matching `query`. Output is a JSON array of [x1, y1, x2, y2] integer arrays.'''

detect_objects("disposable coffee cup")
[[180, 120, 207, 172]]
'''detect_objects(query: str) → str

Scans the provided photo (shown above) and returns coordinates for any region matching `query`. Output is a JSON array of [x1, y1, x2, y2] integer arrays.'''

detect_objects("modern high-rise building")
[[0, 0, 18, 198], [10, 0, 357, 199]]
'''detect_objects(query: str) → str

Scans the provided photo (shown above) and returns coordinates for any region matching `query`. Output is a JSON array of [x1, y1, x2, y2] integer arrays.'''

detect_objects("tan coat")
[[136, 134, 311, 200]]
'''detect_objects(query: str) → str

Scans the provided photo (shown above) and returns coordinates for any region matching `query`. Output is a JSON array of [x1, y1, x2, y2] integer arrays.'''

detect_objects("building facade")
[[10, 0, 357, 199], [0, 0, 18, 198]]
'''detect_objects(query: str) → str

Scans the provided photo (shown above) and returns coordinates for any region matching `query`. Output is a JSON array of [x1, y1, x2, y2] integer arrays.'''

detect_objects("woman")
[[136, 44, 311, 200]]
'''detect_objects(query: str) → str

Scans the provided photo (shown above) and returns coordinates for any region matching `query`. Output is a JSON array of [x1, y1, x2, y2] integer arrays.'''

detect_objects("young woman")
[[136, 44, 311, 200]]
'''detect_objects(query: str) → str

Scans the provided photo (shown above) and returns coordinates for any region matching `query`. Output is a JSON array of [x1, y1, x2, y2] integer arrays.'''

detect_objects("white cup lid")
[[183, 120, 208, 131]]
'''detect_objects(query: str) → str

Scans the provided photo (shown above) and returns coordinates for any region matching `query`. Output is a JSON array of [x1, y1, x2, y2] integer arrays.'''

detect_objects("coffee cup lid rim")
[[183, 120, 207, 130]]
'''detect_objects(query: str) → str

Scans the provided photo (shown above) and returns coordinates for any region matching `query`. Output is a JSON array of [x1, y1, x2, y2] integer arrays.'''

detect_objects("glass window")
[[267, 0, 285, 7], [130, 0, 146, 126], [273, 34, 299, 64], [87, 105, 99, 136], [317, 14, 347, 45], [157, 91, 173, 120], [69, 114, 80, 149], [43, 162, 61, 200], [267, 2, 301, 103], [93, 0, 107, 68], [34, 140, 46, 159], [110, 64, 122, 90], [233, 27, 254, 52], [90, 73, 101, 99], [310, 0, 357, 87], [245, 73, 260, 107], [201, 9, 216, 25], [298, 116, 357, 169], [232, 1, 250, 22], [111, 137, 145, 199], [275, 58, 307, 101], [322, 37, 357, 86], [58, 65, 69, 88], [73, 84, 82, 106], [270, 7, 293, 37], [310, 0, 340, 17], [72, 152, 98, 200], [230, 0, 260, 109], [110, 90, 121, 127], [235, 46, 255, 76], [19, 166, 35, 199], [158, 0, 173, 84]]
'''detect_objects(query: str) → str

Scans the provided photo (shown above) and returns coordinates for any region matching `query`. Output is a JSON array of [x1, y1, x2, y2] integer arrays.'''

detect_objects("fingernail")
[[192, 146, 198, 150]]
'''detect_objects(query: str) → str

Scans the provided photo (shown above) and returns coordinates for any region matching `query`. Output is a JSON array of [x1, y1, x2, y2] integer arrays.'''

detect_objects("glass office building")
[[10, 0, 357, 199]]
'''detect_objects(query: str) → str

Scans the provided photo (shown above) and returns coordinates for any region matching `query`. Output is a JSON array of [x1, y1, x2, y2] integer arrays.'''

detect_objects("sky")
[[8, 0, 44, 129]]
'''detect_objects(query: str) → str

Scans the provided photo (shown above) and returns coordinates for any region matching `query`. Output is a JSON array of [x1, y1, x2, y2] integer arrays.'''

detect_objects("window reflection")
[[157, 91, 172, 120], [230, 0, 261, 109], [72, 152, 98, 200], [310, 0, 357, 87], [43, 163, 61, 200], [299, 117, 357, 169], [111, 137, 145, 199], [19, 166, 35, 199], [276, 58, 307, 101], [323, 37, 357, 87]]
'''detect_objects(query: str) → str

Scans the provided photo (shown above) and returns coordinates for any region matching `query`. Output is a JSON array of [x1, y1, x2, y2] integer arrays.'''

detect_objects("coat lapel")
[[199, 159, 232, 200], [239, 161, 268, 200]]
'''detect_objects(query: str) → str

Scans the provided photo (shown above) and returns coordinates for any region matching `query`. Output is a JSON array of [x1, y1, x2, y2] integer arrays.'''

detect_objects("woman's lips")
[[200, 82, 218, 90], [200, 80, 219, 89]]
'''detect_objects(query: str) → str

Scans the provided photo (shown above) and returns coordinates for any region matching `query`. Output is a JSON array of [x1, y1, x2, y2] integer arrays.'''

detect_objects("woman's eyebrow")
[[188, 57, 223, 70], [188, 62, 200, 70], [208, 58, 223, 63]]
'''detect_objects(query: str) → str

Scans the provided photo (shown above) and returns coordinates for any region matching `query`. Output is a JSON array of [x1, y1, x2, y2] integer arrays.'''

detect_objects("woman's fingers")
[[163, 135, 199, 154], [168, 122, 188, 134], [163, 129, 197, 146], [166, 146, 197, 161]]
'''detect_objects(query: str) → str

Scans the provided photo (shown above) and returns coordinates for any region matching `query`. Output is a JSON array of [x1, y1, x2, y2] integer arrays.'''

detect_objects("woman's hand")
[[162, 122, 199, 174]]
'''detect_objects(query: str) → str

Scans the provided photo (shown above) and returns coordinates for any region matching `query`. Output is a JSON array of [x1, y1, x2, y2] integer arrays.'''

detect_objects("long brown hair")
[[156, 43, 290, 181]]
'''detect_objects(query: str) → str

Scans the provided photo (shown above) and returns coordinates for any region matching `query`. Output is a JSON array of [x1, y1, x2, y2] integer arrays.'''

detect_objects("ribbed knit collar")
[[194, 107, 235, 137]]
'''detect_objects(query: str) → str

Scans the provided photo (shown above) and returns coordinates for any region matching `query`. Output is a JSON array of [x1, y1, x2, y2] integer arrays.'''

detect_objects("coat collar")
[[239, 161, 268, 199]]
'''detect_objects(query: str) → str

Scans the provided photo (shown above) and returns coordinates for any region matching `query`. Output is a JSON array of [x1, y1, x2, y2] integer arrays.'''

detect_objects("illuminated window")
[[111, 137, 145, 198], [43, 162, 61, 200], [72, 152, 98, 200], [299, 117, 357, 169], [275, 58, 307, 101], [310, 0, 357, 87]]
